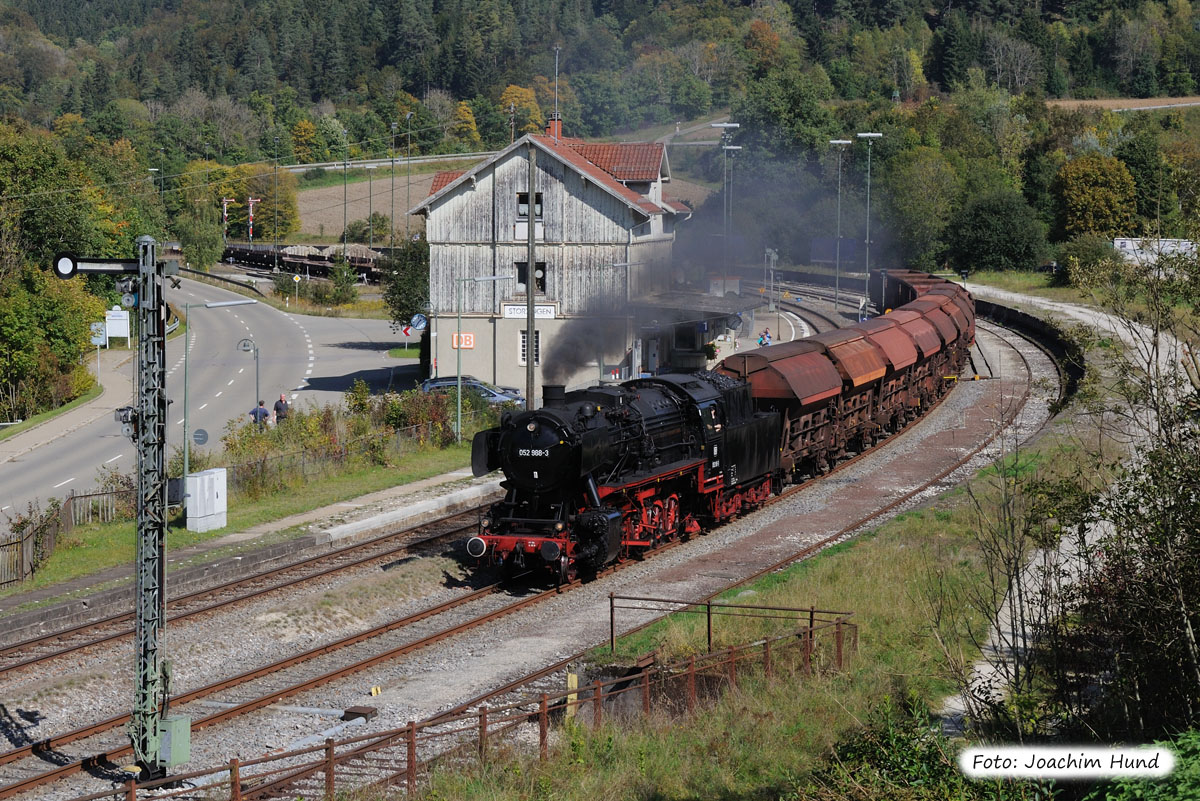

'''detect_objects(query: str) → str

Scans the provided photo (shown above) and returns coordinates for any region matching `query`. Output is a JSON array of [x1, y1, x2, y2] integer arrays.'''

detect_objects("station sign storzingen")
[[502, 304, 556, 319]]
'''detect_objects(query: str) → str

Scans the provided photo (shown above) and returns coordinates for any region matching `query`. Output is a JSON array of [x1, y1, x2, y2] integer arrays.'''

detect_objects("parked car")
[[420, 376, 524, 406]]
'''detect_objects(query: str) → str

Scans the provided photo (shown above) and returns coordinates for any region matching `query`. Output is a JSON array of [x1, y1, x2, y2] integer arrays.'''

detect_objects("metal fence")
[[0, 414, 481, 588], [68, 611, 857, 801]]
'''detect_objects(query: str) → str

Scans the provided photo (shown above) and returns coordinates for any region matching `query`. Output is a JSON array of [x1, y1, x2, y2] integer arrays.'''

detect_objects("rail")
[[181, 266, 267, 297], [64, 610, 856, 801]]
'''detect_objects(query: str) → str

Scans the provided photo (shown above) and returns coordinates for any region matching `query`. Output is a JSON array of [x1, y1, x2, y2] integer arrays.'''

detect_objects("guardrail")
[[181, 267, 267, 297]]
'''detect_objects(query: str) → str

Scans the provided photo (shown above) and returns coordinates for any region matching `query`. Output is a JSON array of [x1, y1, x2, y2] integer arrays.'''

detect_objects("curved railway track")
[[0, 316, 1051, 801]]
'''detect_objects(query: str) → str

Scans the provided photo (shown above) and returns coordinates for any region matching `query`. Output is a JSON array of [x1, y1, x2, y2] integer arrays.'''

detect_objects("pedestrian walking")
[[273, 393, 290, 424], [249, 400, 270, 430]]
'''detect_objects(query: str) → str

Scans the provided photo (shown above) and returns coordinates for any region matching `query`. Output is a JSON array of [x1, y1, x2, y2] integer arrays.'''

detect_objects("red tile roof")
[[418, 136, 676, 219], [533, 135, 664, 215], [663, 198, 691, 214], [430, 170, 464, 194], [567, 143, 664, 182]]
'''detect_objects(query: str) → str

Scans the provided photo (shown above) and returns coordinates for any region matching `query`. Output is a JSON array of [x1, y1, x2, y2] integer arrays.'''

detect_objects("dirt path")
[[1047, 95, 1200, 111]]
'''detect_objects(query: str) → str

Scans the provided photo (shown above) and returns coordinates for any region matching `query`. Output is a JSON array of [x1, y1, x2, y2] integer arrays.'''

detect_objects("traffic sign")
[[409, 313, 428, 331], [293, 274, 301, 283], [192, 428, 208, 446], [402, 325, 412, 337]]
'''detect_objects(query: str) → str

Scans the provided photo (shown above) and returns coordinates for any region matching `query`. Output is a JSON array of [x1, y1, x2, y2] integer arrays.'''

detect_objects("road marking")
[[238, 368, 244, 374], [177, 418, 184, 425], [53, 478, 74, 488], [0, 505, 8, 512], [227, 380, 234, 386], [199, 403, 208, 410], [105, 455, 121, 464], [215, 391, 222, 397], [305, 369, 312, 375]]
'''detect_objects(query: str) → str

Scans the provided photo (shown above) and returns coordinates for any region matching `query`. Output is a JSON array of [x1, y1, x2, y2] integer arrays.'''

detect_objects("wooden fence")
[[67, 612, 857, 801]]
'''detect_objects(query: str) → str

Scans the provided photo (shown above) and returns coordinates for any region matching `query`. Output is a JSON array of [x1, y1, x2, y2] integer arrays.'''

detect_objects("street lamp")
[[830, 139, 852, 312], [342, 129, 349, 260], [405, 111, 414, 238], [456, 275, 513, 442], [857, 132, 882, 312], [711, 122, 739, 296], [148, 168, 159, 205], [237, 337, 261, 430], [390, 121, 398, 248], [273, 136, 280, 273], [366, 164, 377, 250], [182, 300, 257, 496], [157, 147, 165, 208]]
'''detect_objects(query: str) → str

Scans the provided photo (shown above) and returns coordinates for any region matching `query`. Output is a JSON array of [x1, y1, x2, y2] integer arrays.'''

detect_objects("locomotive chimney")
[[544, 384, 566, 408]]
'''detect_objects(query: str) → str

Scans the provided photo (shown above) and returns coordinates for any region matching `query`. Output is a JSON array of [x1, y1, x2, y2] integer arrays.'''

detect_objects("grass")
[[296, 159, 484, 191], [388, 344, 421, 358], [0, 444, 471, 604], [967, 269, 1093, 304], [409, 419, 1101, 801], [0, 382, 104, 442]]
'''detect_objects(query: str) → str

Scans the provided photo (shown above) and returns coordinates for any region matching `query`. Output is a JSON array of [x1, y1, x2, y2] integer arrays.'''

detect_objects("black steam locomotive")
[[468, 376, 780, 582], [468, 270, 975, 582]]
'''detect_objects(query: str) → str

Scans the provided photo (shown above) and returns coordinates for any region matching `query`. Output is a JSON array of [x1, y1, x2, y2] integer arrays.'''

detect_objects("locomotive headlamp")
[[526, 421, 538, 433], [554, 522, 565, 532], [481, 517, 491, 529]]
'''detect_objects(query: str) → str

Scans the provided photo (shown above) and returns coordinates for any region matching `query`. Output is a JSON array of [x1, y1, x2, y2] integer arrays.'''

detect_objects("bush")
[[1055, 233, 1118, 287]]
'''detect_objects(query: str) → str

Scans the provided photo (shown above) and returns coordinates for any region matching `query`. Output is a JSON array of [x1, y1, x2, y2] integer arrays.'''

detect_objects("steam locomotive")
[[467, 270, 975, 583]]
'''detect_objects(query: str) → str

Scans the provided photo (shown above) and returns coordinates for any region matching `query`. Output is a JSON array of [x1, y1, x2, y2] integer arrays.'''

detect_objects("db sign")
[[451, 333, 475, 349]]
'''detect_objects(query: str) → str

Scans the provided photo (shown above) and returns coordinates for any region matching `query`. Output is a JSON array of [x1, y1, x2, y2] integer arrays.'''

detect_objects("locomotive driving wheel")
[[662, 494, 681, 541]]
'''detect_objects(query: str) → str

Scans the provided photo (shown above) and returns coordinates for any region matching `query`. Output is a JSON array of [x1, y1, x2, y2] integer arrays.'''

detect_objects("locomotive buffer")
[[53, 239, 189, 779]]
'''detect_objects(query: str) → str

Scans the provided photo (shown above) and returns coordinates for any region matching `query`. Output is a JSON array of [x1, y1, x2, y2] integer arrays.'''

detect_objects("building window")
[[515, 261, 547, 294], [517, 192, 543, 219], [519, 330, 541, 366]]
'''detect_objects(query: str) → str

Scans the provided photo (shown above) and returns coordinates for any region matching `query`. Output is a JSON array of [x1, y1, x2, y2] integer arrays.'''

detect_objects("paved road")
[[0, 279, 412, 518]]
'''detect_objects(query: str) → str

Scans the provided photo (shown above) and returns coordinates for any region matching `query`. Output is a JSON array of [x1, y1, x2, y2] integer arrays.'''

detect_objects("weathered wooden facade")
[[411, 118, 691, 400]]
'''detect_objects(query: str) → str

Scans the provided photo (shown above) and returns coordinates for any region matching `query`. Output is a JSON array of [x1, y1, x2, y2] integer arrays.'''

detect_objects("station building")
[[411, 116, 756, 403]]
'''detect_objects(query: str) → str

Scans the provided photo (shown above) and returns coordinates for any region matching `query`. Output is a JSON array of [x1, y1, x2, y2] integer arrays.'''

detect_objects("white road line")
[[0, 506, 8, 512], [227, 380, 235, 386], [238, 368, 244, 374], [305, 369, 312, 375], [177, 418, 185, 425], [199, 403, 208, 410], [105, 455, 121, 464], [53, 478, 75, 488], [215, 391, 222, 397]]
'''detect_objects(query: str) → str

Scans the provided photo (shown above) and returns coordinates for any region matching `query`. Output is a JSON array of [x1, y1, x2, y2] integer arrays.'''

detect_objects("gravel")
[[1, 316, 1059, 800]]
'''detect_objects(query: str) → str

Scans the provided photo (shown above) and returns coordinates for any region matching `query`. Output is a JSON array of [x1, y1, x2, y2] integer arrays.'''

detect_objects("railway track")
[[0, 504, 489, 677], [0, 315, 1051, 800]]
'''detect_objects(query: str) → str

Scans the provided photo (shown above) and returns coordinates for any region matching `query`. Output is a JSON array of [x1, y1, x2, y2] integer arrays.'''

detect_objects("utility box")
[[159, 715, 191, 767], [185, 468, 227, 532]]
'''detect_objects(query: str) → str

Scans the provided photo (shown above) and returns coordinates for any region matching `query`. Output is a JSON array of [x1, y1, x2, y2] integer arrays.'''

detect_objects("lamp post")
[[405, 111, 414, 238], [148, 168, 159, 207], [157, 148, 165, 208], [273, 136, 280, 273], [390, 121, 398, 248], [342, 129, 349, 259], [183, 300, 257, 497], [237, 337, 260, 430], [857, 132, 882, 312], [367, 164, 376, 250], [830, 139, 852, 311], [456, 275, 512, 442], [710, 122, 739, 296]]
